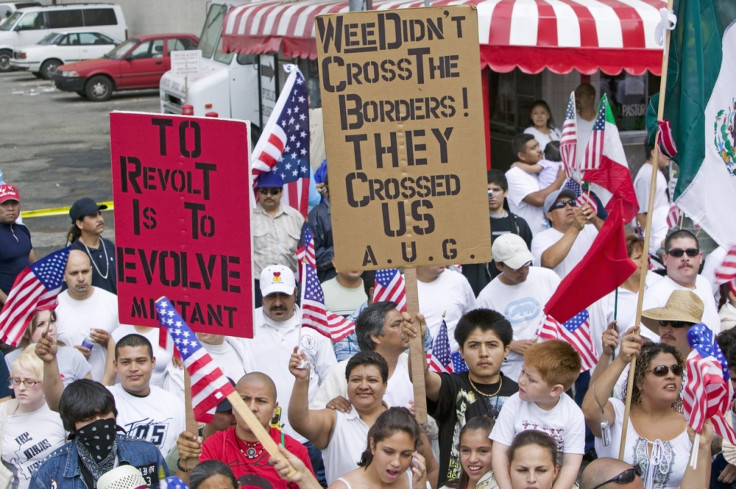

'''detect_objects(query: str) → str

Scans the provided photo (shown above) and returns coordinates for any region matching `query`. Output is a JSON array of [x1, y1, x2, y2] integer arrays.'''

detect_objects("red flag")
[[156, 297, 236, 423], [538, 312, 598, 371], [300, 263, 355, 342], [0, 248, 70, 346], [544, 196, 637, 325], [251, 65, 310, 217]]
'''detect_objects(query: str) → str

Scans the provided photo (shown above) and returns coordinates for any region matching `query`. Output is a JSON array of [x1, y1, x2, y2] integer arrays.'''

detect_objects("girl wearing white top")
[[523, 101, 561, 151]]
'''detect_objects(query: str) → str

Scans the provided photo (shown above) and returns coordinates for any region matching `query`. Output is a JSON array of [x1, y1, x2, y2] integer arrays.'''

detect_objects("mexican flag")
[[582, 94, 639, 223], [665, 0, 736, 247]]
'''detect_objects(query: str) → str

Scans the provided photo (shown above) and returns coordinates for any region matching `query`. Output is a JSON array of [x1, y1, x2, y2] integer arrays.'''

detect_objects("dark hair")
[[356, 301, 398, 352], [544, 141, 561, 162], [455, 309, 513, 349], [115, 333, 154, 359], [66, 225, 81, 244], [453, 416, 495, 489], [625, 234, 645, 258], [627, 342, 684, 406], [59, 379, 117, 434], [487, 169, 508, 191], [508, 430, 558, 466], [346, 351, 389, 383], [362, 270, 376, 298], [645, 138, 656, 161], [528, 100, 556, 129], [717, 328, 736, 368], [512, 133, 535, 157], [664, 229, 698, 252], [358, 407, 421, 467], [190, 460, 237, 489]]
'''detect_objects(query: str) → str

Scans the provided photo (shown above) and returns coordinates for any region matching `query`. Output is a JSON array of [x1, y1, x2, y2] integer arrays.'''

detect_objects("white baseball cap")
[[492, 234, 534, 270], [259, 265, 296, 297]]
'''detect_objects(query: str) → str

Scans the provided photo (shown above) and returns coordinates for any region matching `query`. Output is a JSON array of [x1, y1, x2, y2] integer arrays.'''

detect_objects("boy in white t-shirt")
[[490, 340, 584, 489], [509, 141, 563, 190]]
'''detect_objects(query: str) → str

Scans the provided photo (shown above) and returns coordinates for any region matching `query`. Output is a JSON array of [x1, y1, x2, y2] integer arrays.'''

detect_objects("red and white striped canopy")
[[223, 0, 667, 75]]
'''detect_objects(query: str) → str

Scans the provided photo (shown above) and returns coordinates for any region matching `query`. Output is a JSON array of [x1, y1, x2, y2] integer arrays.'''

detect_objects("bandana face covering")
[[76, 417, 118, 480]]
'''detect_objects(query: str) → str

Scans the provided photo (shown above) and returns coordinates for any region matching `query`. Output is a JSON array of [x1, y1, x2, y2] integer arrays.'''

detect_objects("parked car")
[[54, 33, 198, 101], [11, 31, 118, 79], [0, 2, 40, 21], [0, 3, 126, 72]]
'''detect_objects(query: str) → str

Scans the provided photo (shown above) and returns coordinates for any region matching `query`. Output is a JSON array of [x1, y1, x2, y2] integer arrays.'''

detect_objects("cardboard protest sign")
[[111, 112, 253, 337], [317, 6, 490, 270]]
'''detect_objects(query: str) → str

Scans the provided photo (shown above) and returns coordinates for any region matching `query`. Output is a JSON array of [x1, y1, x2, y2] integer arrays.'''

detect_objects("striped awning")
[[222, 0, 667, 75]]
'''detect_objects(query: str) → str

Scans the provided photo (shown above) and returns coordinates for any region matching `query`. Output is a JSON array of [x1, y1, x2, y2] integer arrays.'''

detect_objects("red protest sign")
[[111, 112, 253, 337]]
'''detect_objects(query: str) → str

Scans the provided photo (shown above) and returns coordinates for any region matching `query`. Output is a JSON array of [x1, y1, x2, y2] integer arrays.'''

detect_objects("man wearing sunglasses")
[[642, 229, 721, 334], [641, 289, 703, 358], [581, 458, 643, 489], [252, 172, 305, 307], [531, 188, 602, 278]]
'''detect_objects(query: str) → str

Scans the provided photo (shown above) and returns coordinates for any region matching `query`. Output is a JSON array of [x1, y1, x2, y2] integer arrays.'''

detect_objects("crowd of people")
[[0, 81, 729, 489]]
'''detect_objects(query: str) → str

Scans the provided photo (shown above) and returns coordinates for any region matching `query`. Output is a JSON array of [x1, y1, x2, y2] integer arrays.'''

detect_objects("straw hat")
[[97, 465, 149, 489], [640, 290, 704, 335]]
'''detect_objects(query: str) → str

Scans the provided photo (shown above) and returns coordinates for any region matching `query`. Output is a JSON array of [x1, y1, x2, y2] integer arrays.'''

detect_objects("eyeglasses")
[[647, 364, 684, 377], [9, 378, 40, 388], [258, 188, 281, 196], [591, 466, 642, 489], [550, 200, 577, 211], [666, 248, 699, 257], [657, 320, 692, 329]]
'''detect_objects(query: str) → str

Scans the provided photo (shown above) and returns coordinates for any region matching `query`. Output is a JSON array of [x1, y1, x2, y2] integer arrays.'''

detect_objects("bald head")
[[580, 458, 643, 489], [237, 372, 277, 400], [64, 249, 93, 300]]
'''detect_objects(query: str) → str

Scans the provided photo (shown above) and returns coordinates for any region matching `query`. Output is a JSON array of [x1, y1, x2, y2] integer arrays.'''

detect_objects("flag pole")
[[180, 369, 198, 471], [620, 0, 675, 460]]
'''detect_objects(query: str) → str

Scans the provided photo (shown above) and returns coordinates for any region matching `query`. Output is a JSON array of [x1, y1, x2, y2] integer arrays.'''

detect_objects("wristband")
[[176, 458, 190, 473]]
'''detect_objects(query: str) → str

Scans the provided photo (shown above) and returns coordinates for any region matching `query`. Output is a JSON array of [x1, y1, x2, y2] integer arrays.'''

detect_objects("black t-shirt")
[[428, 371, 518, 484]]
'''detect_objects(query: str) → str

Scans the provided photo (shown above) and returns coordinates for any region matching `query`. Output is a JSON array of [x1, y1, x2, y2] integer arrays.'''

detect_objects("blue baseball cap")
[[255, 172, 284, 188]]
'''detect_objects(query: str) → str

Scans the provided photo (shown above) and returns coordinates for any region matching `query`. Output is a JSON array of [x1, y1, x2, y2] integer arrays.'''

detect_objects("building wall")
[[55, 0, 207, 36]]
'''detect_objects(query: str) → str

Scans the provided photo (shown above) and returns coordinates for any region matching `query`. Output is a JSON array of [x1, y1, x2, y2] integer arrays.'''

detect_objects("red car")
[[54, 33, 198, 101]]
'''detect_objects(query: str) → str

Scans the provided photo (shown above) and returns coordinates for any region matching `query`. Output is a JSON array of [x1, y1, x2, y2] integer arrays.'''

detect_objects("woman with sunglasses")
[[583, 332, 692, 489]]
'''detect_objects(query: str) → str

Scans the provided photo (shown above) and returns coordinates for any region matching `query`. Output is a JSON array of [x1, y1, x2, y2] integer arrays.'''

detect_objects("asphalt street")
[[0, 70, 160, 258]]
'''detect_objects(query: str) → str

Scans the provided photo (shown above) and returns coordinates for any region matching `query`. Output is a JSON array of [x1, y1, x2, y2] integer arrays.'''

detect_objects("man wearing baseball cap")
[[252, 172, 305, 307], [531, 187, 602, 278], [476, 233, 561, 380], [237, 265, 336, 480], [0, 184, 35, 304], [67, 197, 116, 294]]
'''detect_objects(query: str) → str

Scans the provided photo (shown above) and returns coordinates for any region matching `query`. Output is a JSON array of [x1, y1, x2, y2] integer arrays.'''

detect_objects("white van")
[[0, 3, 126, 71]]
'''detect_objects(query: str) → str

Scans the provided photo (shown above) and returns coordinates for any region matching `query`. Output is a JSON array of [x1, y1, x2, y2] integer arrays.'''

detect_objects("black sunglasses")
[[657, 320, 692, 329], [550, 199, 577, 211], [647, 364, 683, 377], [258, 188, 281, 196], [666, 248, 699, 257], [591, 466, 642, 489]]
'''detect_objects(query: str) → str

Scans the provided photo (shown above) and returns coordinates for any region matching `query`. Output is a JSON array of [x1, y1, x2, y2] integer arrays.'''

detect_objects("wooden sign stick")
[[180, 369, 199, 471], [404, 267, 427, 424]]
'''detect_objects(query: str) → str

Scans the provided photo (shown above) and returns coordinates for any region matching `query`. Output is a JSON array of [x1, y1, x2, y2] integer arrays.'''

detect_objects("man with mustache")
[[642, 229, 721, 334], [67, 197, 117, 294], [237, 265, 336, 483]]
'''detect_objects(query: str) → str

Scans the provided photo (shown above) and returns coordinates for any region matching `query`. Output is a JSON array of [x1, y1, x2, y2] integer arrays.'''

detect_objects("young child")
[[403, 309, 518, 485], [490, 340, 584, 489], [509, 141, 563, 190]]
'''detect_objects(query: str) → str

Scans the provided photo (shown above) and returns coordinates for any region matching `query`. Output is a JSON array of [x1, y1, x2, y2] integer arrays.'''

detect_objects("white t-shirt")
[[237, 306, 337, 442], [634, 162, 669, 250], [506, 167, 547, 236], [523, 126, 561, 152], [112, 326, 172, 388], [417, 269, 477, 353], [642, 275, 721, 334], [55, 287, 120, 381], [531, 224, 599, 278], [1, 402, 65, 489], [6, 346, 89, 387], [321, 278, 367, 317], [322, 408, 370, 486], [490, 392, 585, 458], [108, 383, 185, 457], [476, 267, 560, 381], [202, 337, 248, 384], [537, 159, 563, 189], [310, 354, 414, 409], [597, 272, 663, 343]]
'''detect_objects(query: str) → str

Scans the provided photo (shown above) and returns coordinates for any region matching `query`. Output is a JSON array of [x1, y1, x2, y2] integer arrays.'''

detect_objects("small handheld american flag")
[[538, 310, 597, 371], [560, 91, 578, 176], [300, 262, 355, 342], [427, 318, 453, 373], [373, 269, 407, 312], [580, 97, 607, 171]]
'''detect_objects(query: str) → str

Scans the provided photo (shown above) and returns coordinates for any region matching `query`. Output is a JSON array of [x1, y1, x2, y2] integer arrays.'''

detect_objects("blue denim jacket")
[[30, 435, 169, 489]]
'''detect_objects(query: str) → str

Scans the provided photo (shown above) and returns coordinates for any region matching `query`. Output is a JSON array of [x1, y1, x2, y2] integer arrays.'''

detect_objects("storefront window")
[[599, 73, 649, 131]]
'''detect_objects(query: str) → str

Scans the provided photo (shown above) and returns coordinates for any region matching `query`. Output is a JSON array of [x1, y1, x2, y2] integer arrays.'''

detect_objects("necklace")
[[81, 238, 109, 279], [468, 375, 503, 398], [237, 438, 264, 459]]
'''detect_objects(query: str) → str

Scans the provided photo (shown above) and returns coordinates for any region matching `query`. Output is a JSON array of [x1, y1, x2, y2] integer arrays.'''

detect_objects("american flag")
[[300, 262, 355, 342], [580, 99, 607, 171], [683, 323, 736, 444], [666, 204, 682, 229], [715, 246, 736, 304], [538, 310, 598, 371], [373, 269, 407, 313], [559, 91, 578, 176], [451, 351, 469, 373], [162, 476, 190, 489], [0, 248, 69, 346], [156, 297, 236, 423], [427, 318, 453, 373], [562, 179, 598, 214], [295, 227, 316, 283], [251, 64, 310, 217]]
